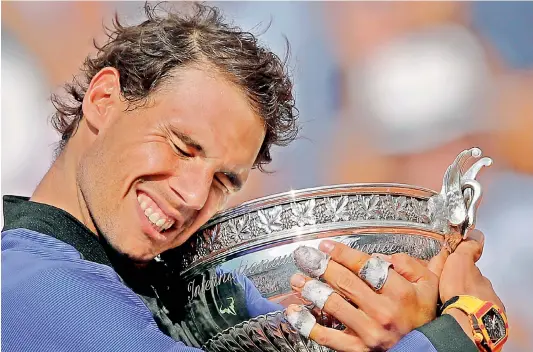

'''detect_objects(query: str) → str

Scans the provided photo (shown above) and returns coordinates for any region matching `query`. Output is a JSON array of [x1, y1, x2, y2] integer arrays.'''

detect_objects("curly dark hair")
[[51, 2, 298, 171]]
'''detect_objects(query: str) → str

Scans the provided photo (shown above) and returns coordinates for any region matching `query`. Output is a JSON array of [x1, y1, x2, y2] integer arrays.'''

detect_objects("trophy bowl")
[[153, 148, 493, 352]]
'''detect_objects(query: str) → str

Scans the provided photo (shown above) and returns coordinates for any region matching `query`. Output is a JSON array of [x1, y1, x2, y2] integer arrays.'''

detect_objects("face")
[[78, 66, 265, 261]]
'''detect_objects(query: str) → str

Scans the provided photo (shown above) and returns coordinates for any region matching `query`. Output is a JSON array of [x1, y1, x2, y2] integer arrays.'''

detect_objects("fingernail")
[[291, 274, 307, 288], [293, 246, 330, 278], [319, 240, 335, 254]]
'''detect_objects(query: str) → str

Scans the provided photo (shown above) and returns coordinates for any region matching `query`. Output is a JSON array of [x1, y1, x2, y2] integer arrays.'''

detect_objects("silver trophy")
[[154, 148, 492, 352]]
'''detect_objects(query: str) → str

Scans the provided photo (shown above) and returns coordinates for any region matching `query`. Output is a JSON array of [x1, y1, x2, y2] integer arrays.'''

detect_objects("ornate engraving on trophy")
[[180, 194, 437, 269]]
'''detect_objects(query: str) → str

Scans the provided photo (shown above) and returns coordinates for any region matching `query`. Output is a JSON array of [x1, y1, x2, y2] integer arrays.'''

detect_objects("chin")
[[104, 237, 158, 264], [127, 250, 158, 263]]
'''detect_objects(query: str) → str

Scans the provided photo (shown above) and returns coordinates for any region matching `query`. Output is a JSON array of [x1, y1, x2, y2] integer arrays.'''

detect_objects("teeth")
[[137, 193, 176, 232], [149, 213, 160, 223], [163, 221, 173, 231]]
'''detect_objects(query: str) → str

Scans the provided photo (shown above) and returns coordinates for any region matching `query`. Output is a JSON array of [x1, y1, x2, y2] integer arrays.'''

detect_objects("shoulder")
[[2, 228, 124, 293], [1, 229, 193, 351], [2, 228, 147, 312]]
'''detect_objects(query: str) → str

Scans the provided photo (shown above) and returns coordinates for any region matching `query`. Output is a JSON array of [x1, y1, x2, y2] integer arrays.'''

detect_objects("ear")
[[82, 67, 121, 134]]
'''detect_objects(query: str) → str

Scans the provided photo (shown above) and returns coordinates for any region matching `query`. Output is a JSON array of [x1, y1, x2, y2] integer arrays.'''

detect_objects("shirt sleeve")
[[389, 330, 438, 352], [389, 315, 479, 352], [1, 257, 203, 352]]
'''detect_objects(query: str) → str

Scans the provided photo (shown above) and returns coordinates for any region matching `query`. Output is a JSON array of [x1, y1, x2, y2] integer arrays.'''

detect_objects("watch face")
[[481, 308, 507, 343]]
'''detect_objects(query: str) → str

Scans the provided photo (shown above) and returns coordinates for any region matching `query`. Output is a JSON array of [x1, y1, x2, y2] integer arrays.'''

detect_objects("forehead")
[[150, 67, 266, 166]]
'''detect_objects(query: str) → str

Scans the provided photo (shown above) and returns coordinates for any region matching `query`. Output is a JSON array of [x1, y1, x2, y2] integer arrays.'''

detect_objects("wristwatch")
[[441, 295, 509, 352]]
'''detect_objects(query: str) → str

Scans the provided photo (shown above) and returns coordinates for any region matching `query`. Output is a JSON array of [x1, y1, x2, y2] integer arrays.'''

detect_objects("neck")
[[31, 142, 98, 235]]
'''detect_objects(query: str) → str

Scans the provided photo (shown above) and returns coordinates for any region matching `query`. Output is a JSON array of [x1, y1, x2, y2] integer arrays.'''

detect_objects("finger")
[[319, 240, 370, 274], [309, 324, 367, 352], [292, 243, 378, 304], [291, 270, 376, 321], [455, 230, 485, 262], [315, 282, 392, 349], [293, 244, 414, 318], [318, 241, 410, 296], [293, 245, 331, 279], [426, 247, 450, 278], [290, 275, 335, 310], [292, 275, 374, 335], [375, 254, 429, 268], [375, 253, 430, 283], [285, 304, 366, 352]]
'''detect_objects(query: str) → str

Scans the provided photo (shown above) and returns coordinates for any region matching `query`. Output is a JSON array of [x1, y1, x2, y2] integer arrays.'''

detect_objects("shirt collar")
[[2, 195, 112, 266]]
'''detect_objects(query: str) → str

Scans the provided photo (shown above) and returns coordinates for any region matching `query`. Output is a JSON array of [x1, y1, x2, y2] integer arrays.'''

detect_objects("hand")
[[287, 241, 449, 352], [439, 230, 505, 340]]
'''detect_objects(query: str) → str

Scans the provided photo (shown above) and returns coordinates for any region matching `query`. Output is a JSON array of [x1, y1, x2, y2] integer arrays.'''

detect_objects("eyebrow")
[[169, 127, 244, 191]]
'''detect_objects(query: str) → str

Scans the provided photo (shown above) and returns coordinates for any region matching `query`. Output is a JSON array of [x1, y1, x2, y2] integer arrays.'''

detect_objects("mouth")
[[136, 192, 176, 234]]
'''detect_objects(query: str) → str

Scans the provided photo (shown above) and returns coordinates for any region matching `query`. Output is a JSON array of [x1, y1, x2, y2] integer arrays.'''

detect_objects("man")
[[2, 3, 507, 351]]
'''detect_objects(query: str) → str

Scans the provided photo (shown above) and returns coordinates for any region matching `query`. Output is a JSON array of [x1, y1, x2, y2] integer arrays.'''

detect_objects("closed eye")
[[214, 176, 230, 193], [170, 141, 193, 157]]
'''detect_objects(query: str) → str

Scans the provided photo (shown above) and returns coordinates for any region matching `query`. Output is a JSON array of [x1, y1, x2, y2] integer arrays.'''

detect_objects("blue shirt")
[[2, 196, 463, 351], [2, 229, 283, 351]]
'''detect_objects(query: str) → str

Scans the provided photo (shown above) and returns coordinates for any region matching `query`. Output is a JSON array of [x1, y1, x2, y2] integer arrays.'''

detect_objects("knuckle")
[[334, 243, 368, 272], [391, 253, 411, 266], [376, 311, 395, 330], [332, 242, 348, 258], [366, 330, 391, 350], [326, 297, 343, 316], [337, 274, 356, 292], [396, 284, 415, 301], [376, 305, 401, 330], [313, 330, 330, 346], [452, 250, 472, 261]]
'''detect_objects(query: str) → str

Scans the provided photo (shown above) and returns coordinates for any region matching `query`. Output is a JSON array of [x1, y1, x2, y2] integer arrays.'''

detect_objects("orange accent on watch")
[[441, 295, 509, 352]]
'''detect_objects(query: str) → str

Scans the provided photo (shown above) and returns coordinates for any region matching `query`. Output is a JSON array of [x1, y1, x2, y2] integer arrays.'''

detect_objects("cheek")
[[117, 141, 176, 177]]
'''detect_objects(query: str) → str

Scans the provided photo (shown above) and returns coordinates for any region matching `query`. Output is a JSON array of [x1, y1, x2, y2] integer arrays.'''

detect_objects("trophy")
[[152, 148, 492, 352]]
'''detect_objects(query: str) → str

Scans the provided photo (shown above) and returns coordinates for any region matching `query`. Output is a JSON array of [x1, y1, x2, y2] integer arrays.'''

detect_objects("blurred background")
[[2, 1, 532, 350]]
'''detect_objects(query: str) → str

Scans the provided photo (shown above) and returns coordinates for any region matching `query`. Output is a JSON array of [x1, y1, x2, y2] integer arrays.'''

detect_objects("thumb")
[[455, 230, 485, 262], [427, 246, 450, 278]]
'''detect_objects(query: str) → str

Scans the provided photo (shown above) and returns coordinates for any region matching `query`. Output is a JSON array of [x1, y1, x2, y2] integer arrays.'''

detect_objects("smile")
[[137, 193, 175, 233]]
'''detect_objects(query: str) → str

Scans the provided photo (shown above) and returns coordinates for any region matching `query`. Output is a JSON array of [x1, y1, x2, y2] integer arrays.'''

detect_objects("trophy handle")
[[461, 179, 482, 239], [438, 148, 492, 239]]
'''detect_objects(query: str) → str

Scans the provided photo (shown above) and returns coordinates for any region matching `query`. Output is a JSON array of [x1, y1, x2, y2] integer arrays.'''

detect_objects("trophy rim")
[[173, 182, 445, 277], [202, 182, 438, 230]]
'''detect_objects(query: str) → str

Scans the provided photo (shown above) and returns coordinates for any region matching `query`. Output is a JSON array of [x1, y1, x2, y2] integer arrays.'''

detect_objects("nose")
[[168, 163, 212, 211]]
